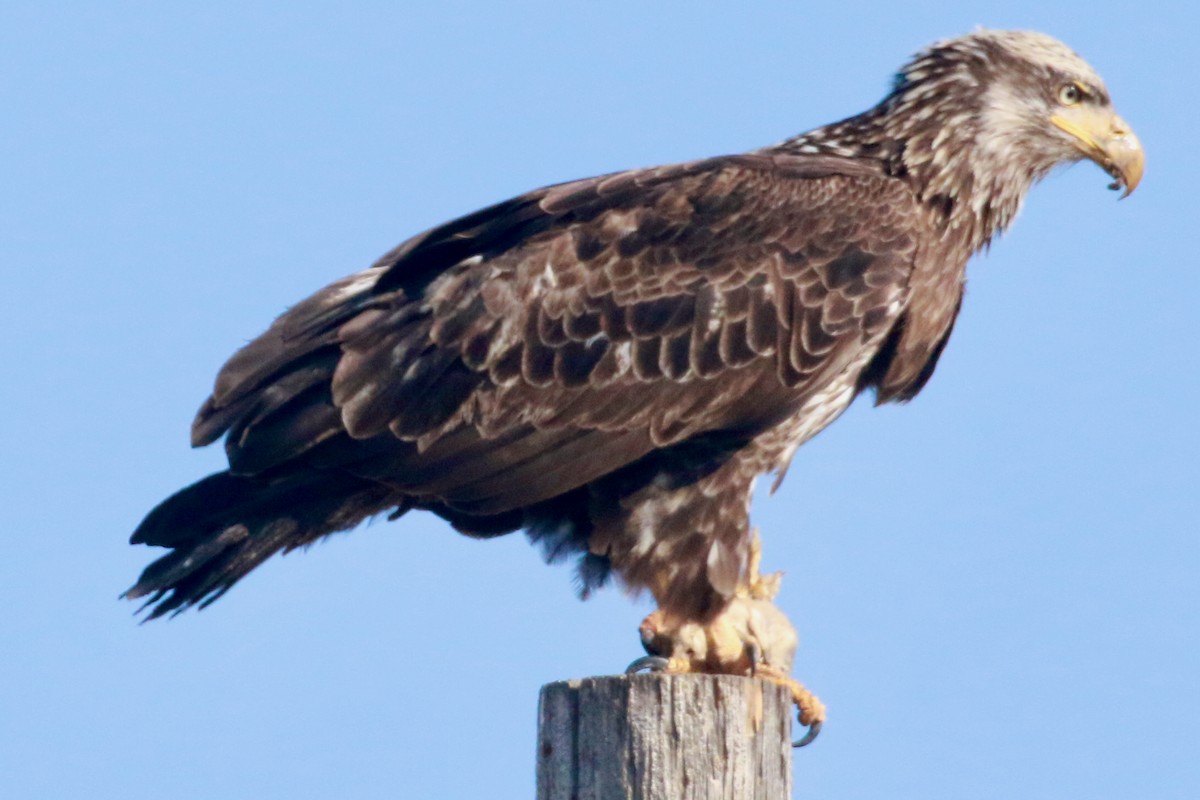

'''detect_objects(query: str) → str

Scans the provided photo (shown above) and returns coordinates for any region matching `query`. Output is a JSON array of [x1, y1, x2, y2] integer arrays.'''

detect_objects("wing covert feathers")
[[193, 155, 923, 506], [137, 153, 945, 618]]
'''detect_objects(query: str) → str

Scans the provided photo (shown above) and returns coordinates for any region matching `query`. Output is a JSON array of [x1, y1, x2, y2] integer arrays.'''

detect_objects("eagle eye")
[[1057, 83, 1083, 106]]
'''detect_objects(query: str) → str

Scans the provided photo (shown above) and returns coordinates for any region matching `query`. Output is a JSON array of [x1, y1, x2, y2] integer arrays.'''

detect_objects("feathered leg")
[[630, 532, 826, 746]]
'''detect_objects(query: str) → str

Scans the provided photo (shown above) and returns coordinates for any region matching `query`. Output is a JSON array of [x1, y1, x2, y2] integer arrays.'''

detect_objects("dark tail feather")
[[125, 471, 397, 619]]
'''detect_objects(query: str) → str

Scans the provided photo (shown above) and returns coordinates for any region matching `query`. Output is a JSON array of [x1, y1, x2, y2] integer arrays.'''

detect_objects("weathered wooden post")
[[536, 673, 793, 800]]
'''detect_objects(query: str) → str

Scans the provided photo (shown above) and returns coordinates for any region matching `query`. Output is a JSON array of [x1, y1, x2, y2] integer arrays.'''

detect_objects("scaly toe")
[[752, 663, 826, 747]]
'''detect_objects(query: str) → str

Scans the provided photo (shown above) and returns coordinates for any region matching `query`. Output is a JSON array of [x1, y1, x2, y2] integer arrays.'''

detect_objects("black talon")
[[625, 655, 670, 674], [793, 719, 822, 748], [745, 642, 761, 677]]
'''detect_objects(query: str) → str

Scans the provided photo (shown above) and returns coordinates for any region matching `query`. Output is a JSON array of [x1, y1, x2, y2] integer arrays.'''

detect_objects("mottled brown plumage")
[[127, 30, 1141, 734]]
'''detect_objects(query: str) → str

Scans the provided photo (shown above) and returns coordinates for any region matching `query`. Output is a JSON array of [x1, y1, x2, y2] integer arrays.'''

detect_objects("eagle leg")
[[632, 532, 826, 746]]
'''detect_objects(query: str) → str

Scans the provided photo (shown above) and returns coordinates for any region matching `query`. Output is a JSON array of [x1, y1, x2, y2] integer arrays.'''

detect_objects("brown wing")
[[192, 154, 920, 518]]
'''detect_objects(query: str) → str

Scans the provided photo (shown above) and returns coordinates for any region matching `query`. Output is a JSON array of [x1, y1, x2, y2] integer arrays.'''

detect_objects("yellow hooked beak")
[[1050, 106, 1144, 197]]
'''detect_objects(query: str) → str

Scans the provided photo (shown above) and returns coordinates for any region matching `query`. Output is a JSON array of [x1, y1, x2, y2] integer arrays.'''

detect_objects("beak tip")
[[1055, 110, 1143, 200], [1108, 126, 1144, 199], [1118, 167, 1142, 199]]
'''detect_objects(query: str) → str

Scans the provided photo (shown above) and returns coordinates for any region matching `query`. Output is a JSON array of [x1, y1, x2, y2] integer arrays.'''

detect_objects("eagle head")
[[895, 31, 1144, 220], [933, 29, 1145, 198], [784, 29, 1144, 244]]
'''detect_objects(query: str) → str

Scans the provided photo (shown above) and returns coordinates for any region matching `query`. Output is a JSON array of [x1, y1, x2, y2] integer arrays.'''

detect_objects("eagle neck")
[[773, 97, 1034, 254]]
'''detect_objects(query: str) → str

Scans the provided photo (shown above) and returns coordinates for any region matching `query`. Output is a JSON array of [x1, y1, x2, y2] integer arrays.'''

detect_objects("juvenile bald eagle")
[[127, 30, 1142, 742]]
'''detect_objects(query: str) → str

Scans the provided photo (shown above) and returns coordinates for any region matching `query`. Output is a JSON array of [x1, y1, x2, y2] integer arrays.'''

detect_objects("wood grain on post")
[[536, 673, 793, 800]]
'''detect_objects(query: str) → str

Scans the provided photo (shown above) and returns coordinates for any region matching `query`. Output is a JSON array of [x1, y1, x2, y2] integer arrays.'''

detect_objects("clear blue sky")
[[2, 3, 1195, 798]]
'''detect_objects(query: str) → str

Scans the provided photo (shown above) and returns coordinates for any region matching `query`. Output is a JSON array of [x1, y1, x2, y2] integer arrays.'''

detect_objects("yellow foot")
[[632, 593, 826, 747], [626, 531, 825, 744], [753, 664, 826, 747]]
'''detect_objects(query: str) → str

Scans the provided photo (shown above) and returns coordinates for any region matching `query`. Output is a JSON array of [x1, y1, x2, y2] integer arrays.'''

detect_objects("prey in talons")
[[626, 533, 826, 747]]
